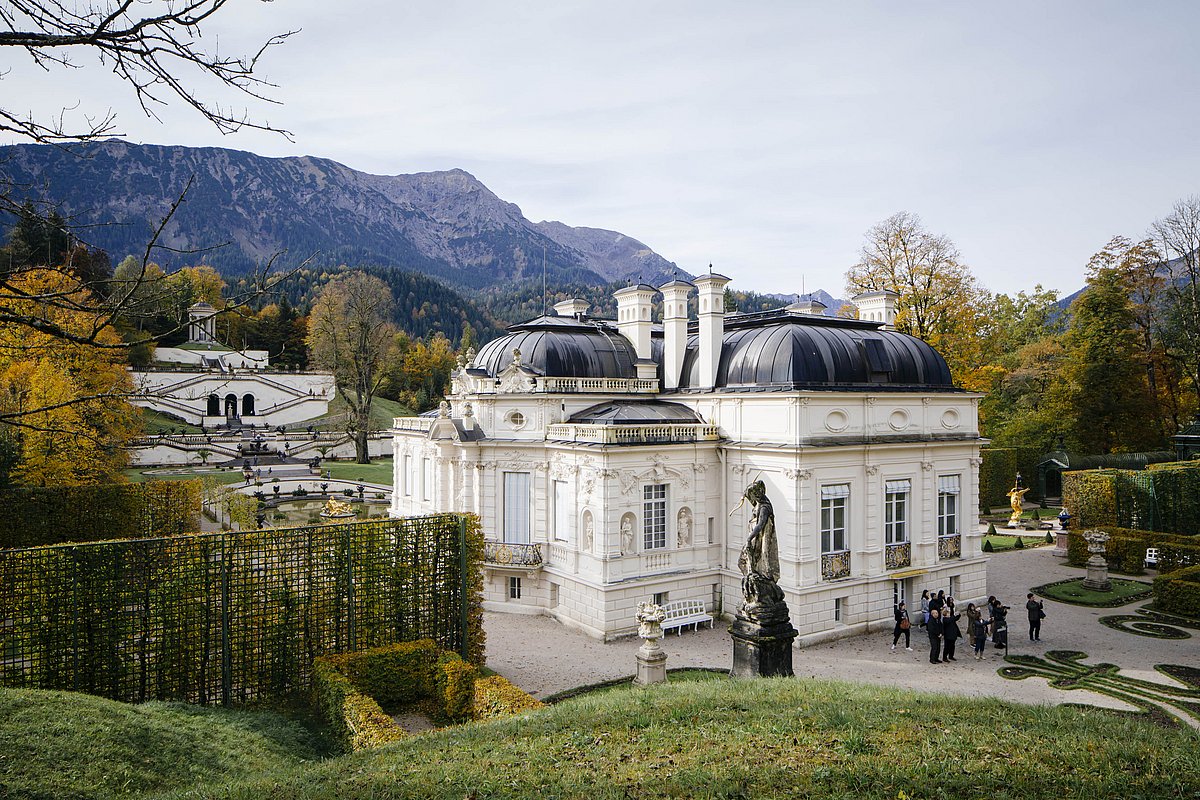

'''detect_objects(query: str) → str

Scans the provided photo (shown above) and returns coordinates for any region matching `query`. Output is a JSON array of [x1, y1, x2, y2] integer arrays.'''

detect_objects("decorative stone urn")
[[633, 602, 667, 685], [1081, 530, 1112, 591]]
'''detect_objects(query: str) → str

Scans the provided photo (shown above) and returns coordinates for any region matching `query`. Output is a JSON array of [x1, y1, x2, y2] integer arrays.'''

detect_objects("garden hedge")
[[0, 481, 202, 548], [1063, 462, 1200, 535], [472, 675, 544, 720], [979, 447, 1042, 512], [313, 639, 478, 752], [1066, 527, 1199, 574], [1152, 564, 1200, 618]]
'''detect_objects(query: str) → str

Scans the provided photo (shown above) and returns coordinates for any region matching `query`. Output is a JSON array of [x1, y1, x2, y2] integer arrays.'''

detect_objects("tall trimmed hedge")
[[1153, 564, 1200, 618], [0, 481, 202, 548], [1062, 461, 1200, 535], [979, 447, 1042, 512], [0, 515, 483, 705]]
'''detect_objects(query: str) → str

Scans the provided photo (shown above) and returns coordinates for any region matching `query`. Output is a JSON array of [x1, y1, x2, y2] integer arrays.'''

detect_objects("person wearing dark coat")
[[1026, 592, 1045, 641], [892, 601, 913, 652], [941, 609, 962, 661], [991, 599, 1009, 649], [927, 608, 944, 664], [929, 591, 945, 616]]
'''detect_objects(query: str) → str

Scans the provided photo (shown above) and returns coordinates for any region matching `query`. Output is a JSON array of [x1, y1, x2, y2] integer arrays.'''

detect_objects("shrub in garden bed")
[[1153, 564, 1200, 618], [1066, 528, 1200, 574]]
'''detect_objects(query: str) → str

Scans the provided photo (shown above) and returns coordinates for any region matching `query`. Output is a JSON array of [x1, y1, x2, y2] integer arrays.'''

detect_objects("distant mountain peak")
[[0, 141, 681, 290]]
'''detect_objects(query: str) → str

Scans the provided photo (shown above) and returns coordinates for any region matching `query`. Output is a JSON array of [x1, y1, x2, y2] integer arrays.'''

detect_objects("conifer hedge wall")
[[979, 447, 1041, 512], [1152, 564, 1200, 618], [0, 481, 202, 548], [0, 514, 484, 705], [1063, 462, 1200, 535]]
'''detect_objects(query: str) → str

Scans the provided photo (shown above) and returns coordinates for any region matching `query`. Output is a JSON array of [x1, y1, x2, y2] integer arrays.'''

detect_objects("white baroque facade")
[[391, 278, 986, 643], [131, 302, 337, 429]]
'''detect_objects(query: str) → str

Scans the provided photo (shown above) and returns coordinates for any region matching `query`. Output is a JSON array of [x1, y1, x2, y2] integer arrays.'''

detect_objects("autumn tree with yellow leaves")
[[0, 269, 139, 486]]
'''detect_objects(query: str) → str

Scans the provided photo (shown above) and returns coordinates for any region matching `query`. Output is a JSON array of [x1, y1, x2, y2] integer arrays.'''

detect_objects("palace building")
[[391, 275, 987, 644]]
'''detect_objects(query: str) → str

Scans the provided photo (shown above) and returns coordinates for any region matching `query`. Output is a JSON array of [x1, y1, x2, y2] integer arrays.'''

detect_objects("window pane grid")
[[820, 484, 849, 554], [643, 484, 667, 550]]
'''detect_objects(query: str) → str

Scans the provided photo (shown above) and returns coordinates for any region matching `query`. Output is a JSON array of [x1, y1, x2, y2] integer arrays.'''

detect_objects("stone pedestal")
[[1083, 555, 1112, 592], [634, 640, 667, 685], [729, 601, 797, 679]]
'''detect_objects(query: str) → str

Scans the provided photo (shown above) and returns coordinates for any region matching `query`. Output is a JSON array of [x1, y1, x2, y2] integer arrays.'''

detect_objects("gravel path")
[[484, 546, 1195, 712]]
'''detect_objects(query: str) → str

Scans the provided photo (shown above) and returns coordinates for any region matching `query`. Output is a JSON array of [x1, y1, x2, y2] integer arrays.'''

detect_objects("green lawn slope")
[[0, 688, 329, 800], [7, 676, 1195, 800]]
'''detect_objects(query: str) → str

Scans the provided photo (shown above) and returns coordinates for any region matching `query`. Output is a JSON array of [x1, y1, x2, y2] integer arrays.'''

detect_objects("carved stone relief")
[[677, 507, 693, 547]]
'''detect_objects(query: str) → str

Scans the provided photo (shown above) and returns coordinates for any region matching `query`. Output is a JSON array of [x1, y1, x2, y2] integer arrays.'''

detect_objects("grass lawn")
[[0, 688, 329, 800], [51, 676, 1195, 800], [322, 457, 393, 487], [1034, 577, 1155, 607], [122, 467, 246, 485], [138, 408, 203, 435], [318, 394, 414, 431], [983, 534, 1051, 552]]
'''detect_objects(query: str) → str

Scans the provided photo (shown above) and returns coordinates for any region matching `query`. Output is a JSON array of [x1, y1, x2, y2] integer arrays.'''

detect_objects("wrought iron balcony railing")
[[821, 550, 851, 581], [483, 540, 543, 567], [885, 541, 911, 571], [938, 534, 962, 560]]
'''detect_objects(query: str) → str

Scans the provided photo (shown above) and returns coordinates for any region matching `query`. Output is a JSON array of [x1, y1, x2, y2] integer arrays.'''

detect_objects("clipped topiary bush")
[[1045, 530, 1055, 544], [313, 639, 479, 752], [983, 539, 994, 553], [1152, 564, 1200, 618], [987, 522, 998, 537], [1014, 536, 1025, 549], [473, 675, 543, 720]]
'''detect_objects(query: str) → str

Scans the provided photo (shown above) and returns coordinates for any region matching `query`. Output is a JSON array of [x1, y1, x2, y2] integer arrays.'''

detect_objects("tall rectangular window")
[[553, 480, 570, 542], [820, 484, 849, 553], [422, 458, 433, 502], [938, 475, 961, 536], [503, 472, 531, 543], [403, 455, 413, 497], [643, 484, 667, 550], [885, 479, 910, 544]]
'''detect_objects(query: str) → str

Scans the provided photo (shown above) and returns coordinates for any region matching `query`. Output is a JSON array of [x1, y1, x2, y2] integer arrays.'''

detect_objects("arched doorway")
[[242, 393, 255, 416], [224, 393, 239, 419], [207, 394, 220, 416]]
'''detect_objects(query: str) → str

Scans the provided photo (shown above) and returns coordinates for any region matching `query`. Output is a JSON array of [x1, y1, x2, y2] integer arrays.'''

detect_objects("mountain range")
[[0, 140, 683, 291]]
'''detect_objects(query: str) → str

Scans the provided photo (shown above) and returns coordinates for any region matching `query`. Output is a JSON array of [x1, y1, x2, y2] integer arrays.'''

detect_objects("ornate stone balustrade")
[[938, 534, 962, 560], [483, 540, 542, 567], [821, 550, 851, 580], [394, 417, 436, 432], [885, 541, 911, 571], [546, 423, 721, 446]]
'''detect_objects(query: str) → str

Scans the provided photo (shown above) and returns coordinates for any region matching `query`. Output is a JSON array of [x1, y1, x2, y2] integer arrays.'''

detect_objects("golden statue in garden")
[[1006, 481, 1030, 527], [320, 497, 355, 518]]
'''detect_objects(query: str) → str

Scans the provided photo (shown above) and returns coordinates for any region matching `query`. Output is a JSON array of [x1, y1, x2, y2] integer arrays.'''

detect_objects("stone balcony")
[[546, 423, 720, 446]]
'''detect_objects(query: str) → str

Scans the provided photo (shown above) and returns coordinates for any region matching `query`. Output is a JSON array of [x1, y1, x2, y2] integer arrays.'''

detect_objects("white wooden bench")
[[660, 599, 714, 634]]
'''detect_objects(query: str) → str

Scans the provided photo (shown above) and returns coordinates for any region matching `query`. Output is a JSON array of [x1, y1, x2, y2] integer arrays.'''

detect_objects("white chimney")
[[614, 283, 656, 362], [658, 278, 693, 391], [552, 298, 589, 319], [852, 290, 900, 329], [693, 271, 731, 391]]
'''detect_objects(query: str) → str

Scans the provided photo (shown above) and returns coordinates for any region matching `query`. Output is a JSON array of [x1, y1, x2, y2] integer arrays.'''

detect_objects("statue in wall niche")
[[620, 514, 636, 556], [732, 480, 783, 608], [583, 512, 594, 553], [677, 507, 693, 547]]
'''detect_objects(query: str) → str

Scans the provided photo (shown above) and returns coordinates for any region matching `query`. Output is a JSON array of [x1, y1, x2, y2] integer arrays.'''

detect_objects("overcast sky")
[[5, 1, 1199, 297]]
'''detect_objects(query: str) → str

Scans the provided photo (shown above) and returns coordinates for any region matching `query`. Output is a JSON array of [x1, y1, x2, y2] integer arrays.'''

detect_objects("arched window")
[[242, 393, 256, 416], [224, 394, 238, 418], [207, 394, 220, 416]]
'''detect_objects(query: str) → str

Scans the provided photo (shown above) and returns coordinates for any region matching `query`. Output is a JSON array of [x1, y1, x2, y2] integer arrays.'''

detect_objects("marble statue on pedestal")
[[729, 480, 797, 678]]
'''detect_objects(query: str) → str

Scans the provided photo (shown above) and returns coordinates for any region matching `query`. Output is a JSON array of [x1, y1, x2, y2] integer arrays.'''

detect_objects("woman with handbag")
[[892, 601, 913, 652]]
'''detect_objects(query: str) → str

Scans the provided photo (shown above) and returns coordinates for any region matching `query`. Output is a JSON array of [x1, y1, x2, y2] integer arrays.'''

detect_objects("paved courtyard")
[[484, 545, 1195, 714]]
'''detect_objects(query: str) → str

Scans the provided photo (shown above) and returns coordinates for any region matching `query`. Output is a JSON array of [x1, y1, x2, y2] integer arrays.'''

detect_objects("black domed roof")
[[678, 311, 953, 390], [472, 315, 640, 379]]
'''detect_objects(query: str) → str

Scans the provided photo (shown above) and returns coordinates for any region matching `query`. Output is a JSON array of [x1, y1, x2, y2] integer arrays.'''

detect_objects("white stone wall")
[[131, 369, 335, 427]]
